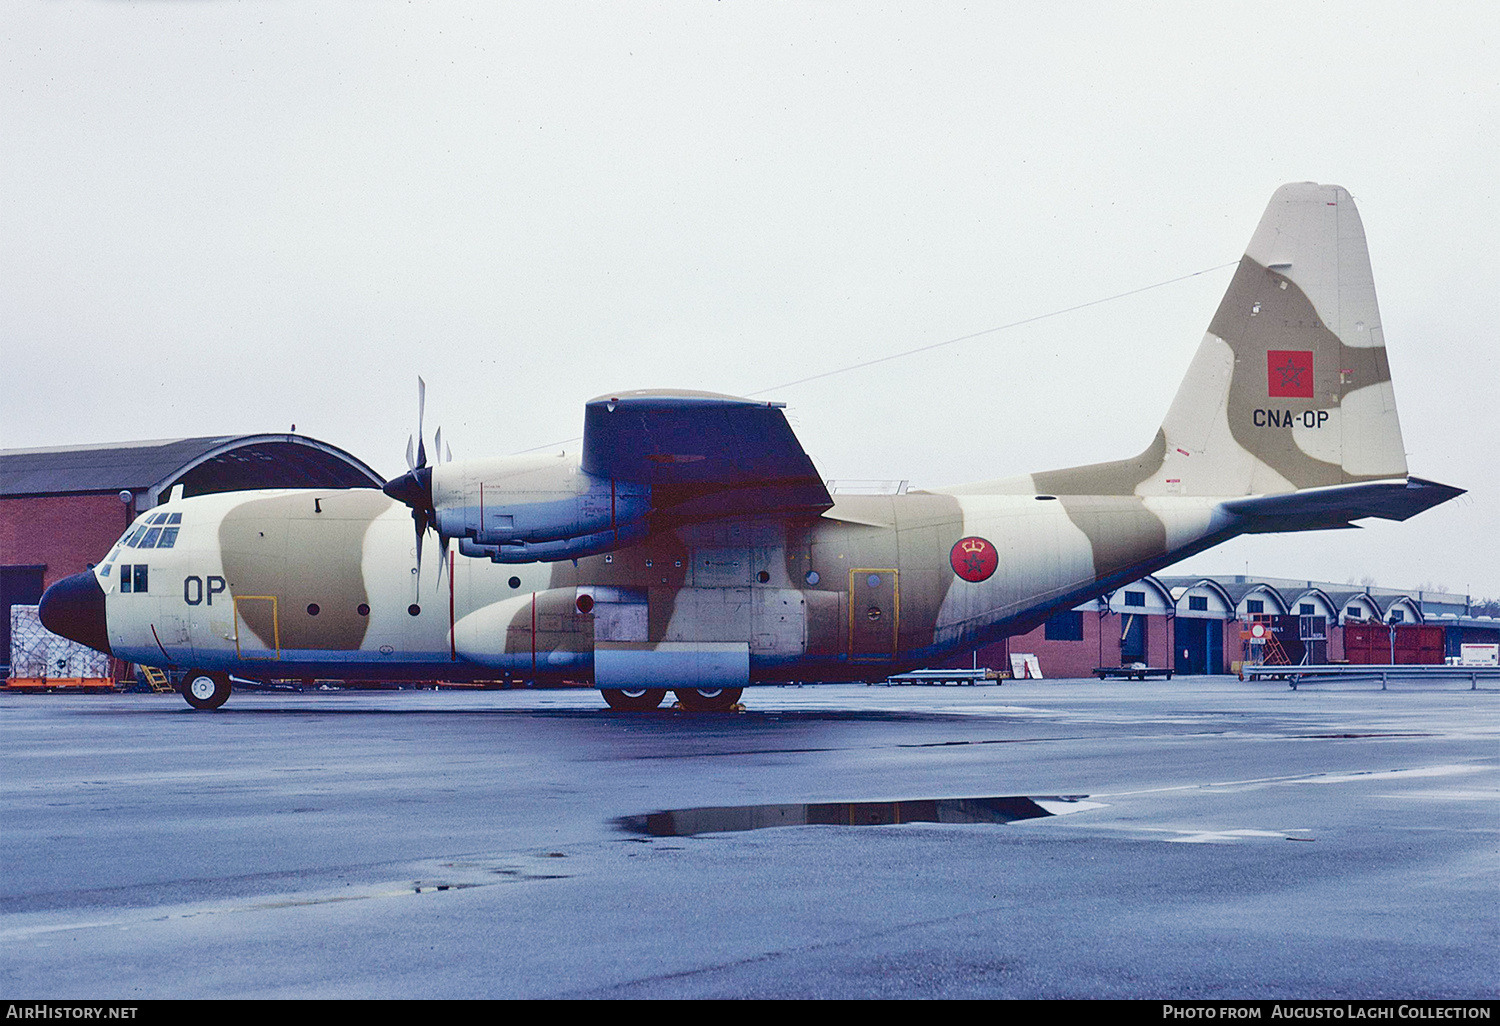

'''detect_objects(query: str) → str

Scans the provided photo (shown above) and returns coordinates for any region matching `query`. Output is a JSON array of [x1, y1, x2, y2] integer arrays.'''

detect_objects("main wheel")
[[601, 687, 668, 711], [673, 687, 743, 712], [182, 670, 232, 710]]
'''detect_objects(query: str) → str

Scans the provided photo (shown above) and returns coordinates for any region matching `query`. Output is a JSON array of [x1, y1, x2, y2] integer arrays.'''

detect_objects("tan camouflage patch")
[[1211, 257, 1395, 488], [219, 490, 388, 651]]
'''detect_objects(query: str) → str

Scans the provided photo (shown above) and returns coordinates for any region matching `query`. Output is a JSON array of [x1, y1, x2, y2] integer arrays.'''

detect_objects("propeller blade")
[[434, 426, 443, 466], [415, 377, 428, 469], [405, 435, 415, 472]]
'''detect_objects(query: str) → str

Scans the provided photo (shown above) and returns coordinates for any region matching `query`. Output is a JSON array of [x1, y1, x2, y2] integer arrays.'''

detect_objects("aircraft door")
[[155, 613, 192, 662], [233, 595, 281, 660], [849, 568, 898, 661]]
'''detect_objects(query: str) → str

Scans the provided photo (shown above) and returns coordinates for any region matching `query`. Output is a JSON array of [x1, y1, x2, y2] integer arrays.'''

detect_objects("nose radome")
[[38, 571, 111, 655]]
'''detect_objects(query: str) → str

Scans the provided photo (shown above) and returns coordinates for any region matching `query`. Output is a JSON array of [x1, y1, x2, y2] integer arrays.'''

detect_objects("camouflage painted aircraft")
[[40, 183, 1462, 711]]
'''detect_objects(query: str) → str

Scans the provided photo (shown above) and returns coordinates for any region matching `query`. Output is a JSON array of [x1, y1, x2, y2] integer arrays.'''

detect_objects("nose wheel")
[[182, 670, 232, 710], [673, 687, 743, 712]]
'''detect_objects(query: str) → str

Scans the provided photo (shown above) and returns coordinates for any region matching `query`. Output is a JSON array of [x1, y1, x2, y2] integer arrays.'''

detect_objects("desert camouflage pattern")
[[89, 185, 1459, 701]]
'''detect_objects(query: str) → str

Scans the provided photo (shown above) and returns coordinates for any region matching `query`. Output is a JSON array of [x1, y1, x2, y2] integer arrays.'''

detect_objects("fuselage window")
[[157, 527, 179, 549], [119, 565, 148, 593], [149, 512, 169, 525], [140, 527, 163, 549], [166, 512, 182, 525]]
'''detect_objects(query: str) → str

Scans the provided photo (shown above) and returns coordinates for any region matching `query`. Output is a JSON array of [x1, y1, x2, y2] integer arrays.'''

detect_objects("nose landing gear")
[[182, 670, 232, 710]]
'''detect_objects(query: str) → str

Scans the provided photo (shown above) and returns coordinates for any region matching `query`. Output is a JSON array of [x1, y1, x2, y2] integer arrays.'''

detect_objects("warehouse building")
[[947, 575, 1495, 679]]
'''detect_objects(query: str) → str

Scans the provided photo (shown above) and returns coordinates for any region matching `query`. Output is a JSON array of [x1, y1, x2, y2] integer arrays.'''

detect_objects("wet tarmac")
[[1, 679, 1496, 999]]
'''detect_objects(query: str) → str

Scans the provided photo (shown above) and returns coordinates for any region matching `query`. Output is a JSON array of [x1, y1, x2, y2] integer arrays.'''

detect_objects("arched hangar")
[[1, 434, 383, 674]]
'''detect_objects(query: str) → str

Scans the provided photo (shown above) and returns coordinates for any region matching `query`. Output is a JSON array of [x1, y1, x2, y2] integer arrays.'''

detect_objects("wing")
[[581, 390, 832, 523]]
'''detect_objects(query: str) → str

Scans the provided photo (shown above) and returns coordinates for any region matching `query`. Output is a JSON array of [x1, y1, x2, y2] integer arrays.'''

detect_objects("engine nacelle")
[[430, 453, 651, 561]]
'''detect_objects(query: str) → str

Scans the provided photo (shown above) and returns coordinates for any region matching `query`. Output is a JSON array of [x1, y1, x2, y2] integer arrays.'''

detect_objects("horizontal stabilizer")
[[1221, 476, 1463, 531]]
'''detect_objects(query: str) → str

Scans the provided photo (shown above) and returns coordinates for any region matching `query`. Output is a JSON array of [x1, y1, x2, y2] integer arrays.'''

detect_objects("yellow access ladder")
[[141, 666, 176, 693]]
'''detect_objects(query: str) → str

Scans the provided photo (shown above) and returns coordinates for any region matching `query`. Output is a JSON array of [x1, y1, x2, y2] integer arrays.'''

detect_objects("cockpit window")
[[119, 513, 184, 548]]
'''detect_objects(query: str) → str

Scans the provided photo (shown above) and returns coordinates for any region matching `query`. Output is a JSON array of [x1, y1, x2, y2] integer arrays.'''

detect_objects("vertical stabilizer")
[[1153, 183, 1407, 497]]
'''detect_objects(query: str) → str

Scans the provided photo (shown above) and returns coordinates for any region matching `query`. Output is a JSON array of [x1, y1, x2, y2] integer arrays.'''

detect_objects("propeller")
[[383, 377, 439, 590]]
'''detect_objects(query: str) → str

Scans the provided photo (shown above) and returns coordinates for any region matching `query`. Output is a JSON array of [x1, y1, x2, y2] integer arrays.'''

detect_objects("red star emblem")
[[1267, 350, 1314, 398], [950, 536, 998, 583]]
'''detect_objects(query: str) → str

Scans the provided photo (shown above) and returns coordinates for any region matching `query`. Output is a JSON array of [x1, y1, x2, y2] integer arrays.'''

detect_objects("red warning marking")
[[950, 536, 998, 583]]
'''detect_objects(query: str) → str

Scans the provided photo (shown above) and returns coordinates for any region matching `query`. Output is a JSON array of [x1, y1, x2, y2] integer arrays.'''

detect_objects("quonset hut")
[[1, 435, 384, 675]]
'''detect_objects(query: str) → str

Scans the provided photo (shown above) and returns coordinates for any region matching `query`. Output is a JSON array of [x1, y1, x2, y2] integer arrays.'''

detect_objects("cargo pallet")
[[4, 677, 118, 693], [882, 668, 1006, 686], [1093, 666, 1175, 680]]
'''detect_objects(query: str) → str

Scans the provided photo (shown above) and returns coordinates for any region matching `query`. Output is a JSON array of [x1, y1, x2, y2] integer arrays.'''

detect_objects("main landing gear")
[[601, 687, 669, 711], [673, 687, 743, 712], [181, 670, 232, 710], [598, 687, 744, 712]]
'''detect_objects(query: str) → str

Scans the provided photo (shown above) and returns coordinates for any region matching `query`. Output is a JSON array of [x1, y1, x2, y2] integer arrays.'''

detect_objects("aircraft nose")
[[38, 570, 111, 655]]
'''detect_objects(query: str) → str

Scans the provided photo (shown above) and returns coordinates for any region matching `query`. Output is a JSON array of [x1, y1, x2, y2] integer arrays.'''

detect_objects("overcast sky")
[[3, 2, 1496, 597]]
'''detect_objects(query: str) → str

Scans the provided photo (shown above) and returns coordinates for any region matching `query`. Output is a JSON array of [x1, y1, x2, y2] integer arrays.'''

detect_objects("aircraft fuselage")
[[92, 484, 1228, 684]]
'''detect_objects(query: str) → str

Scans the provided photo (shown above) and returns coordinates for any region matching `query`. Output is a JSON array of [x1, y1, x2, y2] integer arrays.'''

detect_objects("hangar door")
[[2, 565, 46, 676], [1174, 618, 1224, 676]]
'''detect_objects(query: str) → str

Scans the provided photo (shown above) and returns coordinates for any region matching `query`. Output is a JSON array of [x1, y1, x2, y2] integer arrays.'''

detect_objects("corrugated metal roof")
[[0, 435, 384, 498]]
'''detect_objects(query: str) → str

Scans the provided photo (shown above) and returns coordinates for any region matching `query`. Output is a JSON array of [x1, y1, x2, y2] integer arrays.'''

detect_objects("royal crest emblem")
[[949, 536, 998, 583]]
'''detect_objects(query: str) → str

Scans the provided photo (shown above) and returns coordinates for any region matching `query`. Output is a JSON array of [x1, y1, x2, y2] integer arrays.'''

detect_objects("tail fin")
[[1024, 184, 1458, 522], [1156, 182, 1406, 496]]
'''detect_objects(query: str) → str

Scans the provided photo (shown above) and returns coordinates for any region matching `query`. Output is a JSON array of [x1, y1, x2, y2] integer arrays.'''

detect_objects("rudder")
[[1155, 183, 1407, 497]]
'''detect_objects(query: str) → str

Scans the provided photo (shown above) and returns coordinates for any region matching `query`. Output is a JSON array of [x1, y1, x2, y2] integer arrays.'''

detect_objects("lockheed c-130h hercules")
[[40, 183, 1463, 711]]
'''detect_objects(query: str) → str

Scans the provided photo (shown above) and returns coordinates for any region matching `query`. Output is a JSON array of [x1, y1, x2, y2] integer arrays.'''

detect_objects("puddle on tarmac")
[[617, 795, 1100, 836]]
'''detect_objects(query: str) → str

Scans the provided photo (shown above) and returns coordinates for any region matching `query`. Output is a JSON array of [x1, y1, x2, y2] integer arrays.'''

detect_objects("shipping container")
[[1343, 623, 1444, 665]]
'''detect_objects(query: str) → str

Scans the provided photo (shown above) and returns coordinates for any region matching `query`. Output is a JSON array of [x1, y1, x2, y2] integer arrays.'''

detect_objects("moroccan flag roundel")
[[950, 536, 999, 583]]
